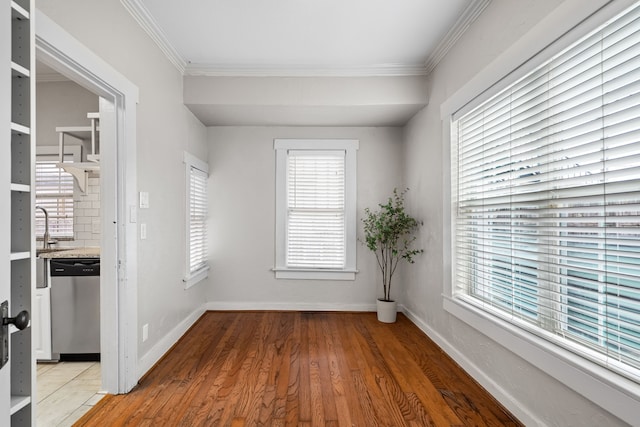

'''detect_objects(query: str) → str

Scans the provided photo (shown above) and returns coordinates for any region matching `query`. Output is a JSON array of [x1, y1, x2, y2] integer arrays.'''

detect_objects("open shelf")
[[10, 1, 29, 20], [10, 122, 29, 135], [10, 183, 30, 193], [11, 61, 29, 78], [9, 395, 30, 416], [9, 252, 30, 262], [55, 125, 100, 140]]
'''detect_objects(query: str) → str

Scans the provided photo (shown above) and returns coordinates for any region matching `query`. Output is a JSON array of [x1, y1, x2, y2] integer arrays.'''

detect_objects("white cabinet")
[[33, 288, 51, 361]]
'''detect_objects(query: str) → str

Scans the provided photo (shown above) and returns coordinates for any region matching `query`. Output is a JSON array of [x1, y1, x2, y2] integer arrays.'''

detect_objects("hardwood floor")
[[75, 311, 522, 426]]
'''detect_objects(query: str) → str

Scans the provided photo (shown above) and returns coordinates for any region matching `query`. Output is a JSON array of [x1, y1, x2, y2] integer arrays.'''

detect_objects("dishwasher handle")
[[50, 258, 100, 276]]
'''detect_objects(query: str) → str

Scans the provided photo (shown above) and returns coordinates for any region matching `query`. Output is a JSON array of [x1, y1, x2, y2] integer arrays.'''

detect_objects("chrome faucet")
[[35, 206, 51, 249]]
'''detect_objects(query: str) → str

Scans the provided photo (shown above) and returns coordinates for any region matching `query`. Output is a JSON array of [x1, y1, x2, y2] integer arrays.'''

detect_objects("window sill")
[[183, 266, 209, 289], [443, 295, 640, 425], [273, 268, 357, 281]]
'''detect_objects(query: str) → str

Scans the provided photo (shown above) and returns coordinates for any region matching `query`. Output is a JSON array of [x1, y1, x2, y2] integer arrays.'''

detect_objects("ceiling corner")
[[423, 0, 492, 75], [120, 0, 187, 74]]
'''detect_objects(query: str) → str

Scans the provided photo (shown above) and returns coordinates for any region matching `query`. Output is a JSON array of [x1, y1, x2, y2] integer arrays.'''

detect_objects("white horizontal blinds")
[[286, 150, 346, 269], [35, 158, 74, 238], [189, 166, 208, 274], [455, 4, 640, 381]]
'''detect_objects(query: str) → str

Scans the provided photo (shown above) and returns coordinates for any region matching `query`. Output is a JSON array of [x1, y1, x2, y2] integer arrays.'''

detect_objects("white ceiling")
[[127, 0, 489, 76], [135, 0, 473, 75], [37, 1, 491, 126]]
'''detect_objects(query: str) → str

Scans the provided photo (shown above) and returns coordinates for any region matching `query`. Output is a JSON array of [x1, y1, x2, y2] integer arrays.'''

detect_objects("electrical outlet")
[[142, 324, 149, 342]]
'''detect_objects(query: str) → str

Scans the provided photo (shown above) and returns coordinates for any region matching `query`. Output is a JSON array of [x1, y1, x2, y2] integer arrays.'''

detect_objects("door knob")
[[3, 310, 30, 330], [1, 301, 30, 370]]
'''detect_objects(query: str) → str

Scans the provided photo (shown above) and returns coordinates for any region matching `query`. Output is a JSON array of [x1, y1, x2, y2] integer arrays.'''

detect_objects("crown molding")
[[121, 0, 489, 78], [184, 63, 428, 77], [423, 0, 492, 75], [120, 0, 186, 74]]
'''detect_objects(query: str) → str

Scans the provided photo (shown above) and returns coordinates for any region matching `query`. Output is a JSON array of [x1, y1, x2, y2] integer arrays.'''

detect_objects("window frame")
[[35, 146, 81, 240], [274, 139, 359, 280], [440, 0, 640, 424], [183, 151, 209, 289]]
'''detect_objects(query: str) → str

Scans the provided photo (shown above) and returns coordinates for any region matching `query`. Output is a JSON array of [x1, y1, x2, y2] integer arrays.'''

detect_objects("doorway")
[[34, 10, 139, 398]]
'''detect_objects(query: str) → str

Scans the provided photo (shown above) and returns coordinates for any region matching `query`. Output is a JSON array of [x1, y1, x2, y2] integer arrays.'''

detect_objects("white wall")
[[207, 126, 403, 309], [36, 0, 209, 366], [401, 0, 629, 425], [36, 80, 98, 149], [184, 75, 428, 126]]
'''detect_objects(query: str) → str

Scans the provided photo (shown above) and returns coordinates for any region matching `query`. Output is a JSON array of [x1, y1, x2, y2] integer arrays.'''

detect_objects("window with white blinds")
[[35, 157, 75, 239], [184, 152, 209, 288], [453, 3, 640, 383], [287, 150, 346, 269], [275, 139, 358, 280]]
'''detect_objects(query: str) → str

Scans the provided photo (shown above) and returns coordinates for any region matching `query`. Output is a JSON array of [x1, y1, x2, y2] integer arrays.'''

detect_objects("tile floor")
[[36, 362, 105, 427]]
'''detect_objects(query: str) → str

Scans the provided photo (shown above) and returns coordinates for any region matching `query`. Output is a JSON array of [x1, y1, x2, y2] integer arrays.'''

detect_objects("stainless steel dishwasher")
[[50, 258, 100, 361]]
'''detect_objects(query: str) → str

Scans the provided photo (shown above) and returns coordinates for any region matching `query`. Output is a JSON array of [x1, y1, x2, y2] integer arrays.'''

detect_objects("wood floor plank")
[[75, 311, 523, 427], [392, 315, 521, 426], [285, 313, 301, 426], [307, 314, 327, 426], [327, 315, 368, 426], [367, 319, 463, 425], [319, 315, 353, 426], [343, 315, 398, 425]]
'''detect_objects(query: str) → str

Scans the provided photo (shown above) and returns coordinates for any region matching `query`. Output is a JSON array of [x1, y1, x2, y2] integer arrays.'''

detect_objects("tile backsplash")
[[58, 173, 101, 248]]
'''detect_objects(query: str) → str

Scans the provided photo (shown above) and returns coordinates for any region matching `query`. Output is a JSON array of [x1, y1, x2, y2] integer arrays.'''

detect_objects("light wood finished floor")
[[76, 311, 522, 426], [37, 361, 104, 426]]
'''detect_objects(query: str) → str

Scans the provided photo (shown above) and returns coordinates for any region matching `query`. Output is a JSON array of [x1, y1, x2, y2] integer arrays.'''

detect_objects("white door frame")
[[35, 11, 139, 393]]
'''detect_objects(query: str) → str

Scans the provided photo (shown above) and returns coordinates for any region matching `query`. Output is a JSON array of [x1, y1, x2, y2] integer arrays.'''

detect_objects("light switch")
[[140, 223, 147, 240], [139, 191, 149, 209], [129, 205, 137, 223]]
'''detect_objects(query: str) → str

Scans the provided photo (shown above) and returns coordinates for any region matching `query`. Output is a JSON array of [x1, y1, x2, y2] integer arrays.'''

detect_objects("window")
[[184, 152, 209, 288], [274, 139, 358, 280], [35, 147, 80, 239], [452, 2, 640, 386]]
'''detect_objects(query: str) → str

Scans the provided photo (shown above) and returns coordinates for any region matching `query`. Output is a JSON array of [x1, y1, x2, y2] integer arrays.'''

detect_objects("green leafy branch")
[[361, 188, 423, 301]]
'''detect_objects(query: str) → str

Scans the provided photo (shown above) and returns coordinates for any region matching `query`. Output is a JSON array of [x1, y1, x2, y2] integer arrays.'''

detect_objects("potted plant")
[[362, 188, 423, 323]]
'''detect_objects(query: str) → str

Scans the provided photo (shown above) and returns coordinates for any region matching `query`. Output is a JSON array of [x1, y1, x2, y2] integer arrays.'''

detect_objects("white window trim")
[[440, 1, 640, 424], [183, 151, 209, 289], [274, 139, 359, 280]]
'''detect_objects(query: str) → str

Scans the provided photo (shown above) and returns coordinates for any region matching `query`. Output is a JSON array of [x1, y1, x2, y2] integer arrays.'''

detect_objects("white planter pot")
[[376, 299, 397, 323]]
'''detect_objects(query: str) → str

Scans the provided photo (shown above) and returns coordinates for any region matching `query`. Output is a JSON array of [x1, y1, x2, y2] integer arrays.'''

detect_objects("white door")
[[1, 0, 14, 422], [4, 0, 35, 424], [0, 191, 11, 424]]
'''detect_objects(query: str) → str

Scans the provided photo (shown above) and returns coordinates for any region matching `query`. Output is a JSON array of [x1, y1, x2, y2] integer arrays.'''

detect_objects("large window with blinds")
[[183, 152, 209, 288], [274, 139, 358, 280], [35, 154, 76, 239], [452, 3, 640, 383]]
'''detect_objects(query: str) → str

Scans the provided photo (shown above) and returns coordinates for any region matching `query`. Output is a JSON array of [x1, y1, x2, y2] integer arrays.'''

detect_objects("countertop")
[[38, 247, 100, 259]]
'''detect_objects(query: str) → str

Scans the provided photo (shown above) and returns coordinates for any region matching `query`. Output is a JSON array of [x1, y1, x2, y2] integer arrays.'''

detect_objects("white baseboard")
[[206, 301, 377, 312], [401, 305, 543, 427], [137, 304, 207, 379]]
